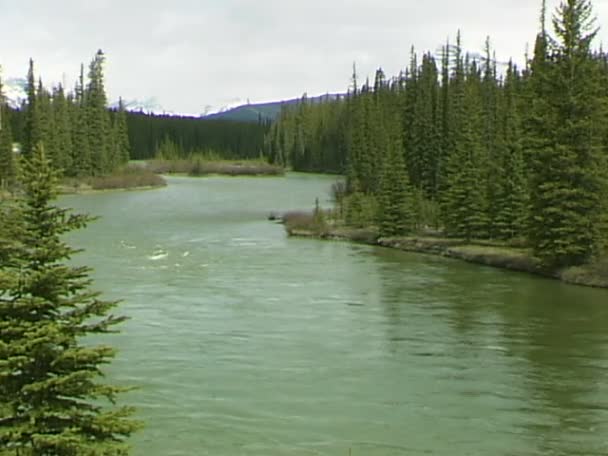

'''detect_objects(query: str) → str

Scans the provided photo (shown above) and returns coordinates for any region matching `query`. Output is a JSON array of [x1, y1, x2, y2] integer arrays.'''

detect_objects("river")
[[60, 174, 608, 456]]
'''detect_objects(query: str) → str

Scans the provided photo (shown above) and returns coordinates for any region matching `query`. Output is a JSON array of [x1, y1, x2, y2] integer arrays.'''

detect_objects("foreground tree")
[[0, 144, 139, 454], [528, 0, 608, 267]]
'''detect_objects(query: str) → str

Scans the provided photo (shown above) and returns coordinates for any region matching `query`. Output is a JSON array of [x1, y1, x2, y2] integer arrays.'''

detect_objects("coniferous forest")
[[3, 0, 608, 454], [265, 0, 608, 270], [1, 50, 131, 184], [0, 51, 269, 189], [126, 113, 268, 160]]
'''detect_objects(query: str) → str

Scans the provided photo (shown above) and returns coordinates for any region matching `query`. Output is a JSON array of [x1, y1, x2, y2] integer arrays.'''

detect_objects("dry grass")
[[561, 256, 608, 288], [61, 167, 166, 193], [147, 158, 284, 176], [283, 210, 331, 236]]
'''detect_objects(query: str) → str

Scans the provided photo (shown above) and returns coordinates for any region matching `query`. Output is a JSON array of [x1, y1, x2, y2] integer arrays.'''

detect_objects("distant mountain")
[[202, 94, 342, 123], [1, 77, 27, 108], [109, 97, 165, 114]]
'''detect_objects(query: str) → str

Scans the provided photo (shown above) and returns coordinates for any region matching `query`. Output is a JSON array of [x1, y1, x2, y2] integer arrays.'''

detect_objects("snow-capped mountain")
[[1, 77, 27, 108], [109, 97, 165, 113]]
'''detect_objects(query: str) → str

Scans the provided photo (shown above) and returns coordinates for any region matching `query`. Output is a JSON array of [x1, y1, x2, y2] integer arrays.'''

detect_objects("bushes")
[[60, 165, 166, 192], [147, 156, 284, 176], [283, 210, 330, 236]]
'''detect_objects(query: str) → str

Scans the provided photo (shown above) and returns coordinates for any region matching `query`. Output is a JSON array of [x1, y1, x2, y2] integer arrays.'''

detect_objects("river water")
[[60, 174, 608, 456]]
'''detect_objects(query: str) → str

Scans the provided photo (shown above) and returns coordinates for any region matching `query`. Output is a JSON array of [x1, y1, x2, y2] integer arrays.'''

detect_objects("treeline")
[[265, 0, 608, 270], [0, 50, 130, 188], [126, 112, 269, 160]]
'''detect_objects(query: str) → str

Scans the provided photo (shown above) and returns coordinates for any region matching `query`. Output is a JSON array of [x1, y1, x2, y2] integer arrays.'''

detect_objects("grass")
[[561, 256, 608, 288], [60, 166, 166, 193], [147, 157, 284, 176]]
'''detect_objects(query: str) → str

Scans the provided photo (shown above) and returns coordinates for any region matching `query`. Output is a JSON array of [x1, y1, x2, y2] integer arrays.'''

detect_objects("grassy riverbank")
[[147, 157, 284, 176], [59, 166, 167, 194], [282, 211, 608, 289]]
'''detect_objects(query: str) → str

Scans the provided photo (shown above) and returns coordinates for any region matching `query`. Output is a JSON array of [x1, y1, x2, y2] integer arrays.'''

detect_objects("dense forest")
[[126, 112, 268, 160], [265, 0, 608, 270], [0, 53, 270, 188], [0, 50, 130, 185]]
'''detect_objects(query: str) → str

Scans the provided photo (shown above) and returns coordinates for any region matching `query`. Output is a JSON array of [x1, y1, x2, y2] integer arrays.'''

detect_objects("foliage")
[[0, 144, 140, 454], [265, 0, 608, 271]]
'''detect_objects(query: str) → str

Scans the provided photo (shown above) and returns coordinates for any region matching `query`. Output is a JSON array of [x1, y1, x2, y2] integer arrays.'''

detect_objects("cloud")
[[2, 0, 608, 114]]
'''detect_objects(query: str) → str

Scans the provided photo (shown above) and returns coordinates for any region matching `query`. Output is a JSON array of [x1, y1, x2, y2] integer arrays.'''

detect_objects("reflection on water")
[[62, 175, 608, 456]]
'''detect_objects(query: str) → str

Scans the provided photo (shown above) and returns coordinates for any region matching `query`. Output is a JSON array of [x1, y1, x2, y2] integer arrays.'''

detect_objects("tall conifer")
[[0, 144, 139, 454], [528, 0, 608, 267]]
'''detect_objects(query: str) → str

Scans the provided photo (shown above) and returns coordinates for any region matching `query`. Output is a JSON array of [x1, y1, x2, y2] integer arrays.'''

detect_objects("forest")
[[0, 51, 269, 189], [125, 112, 268, 161], [264, 0, 608, 271]]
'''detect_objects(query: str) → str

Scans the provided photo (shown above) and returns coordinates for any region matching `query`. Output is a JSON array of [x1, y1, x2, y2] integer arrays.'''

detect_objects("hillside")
[[203, 94, 341, 122]]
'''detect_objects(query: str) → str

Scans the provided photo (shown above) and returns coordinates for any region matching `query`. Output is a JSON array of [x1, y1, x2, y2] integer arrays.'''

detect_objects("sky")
[[2, 0, 608, 115]]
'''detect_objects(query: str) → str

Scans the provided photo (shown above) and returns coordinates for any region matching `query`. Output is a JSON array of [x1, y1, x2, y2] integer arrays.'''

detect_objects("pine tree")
[[37, 81, 57, 169], [0, 77, 16, 190], [528, 0, 608, 267], [0, 144, 140, 454], [378, 118, 415, 237], [0, 112, 14, 190], [494, 61, 529, 241], [22, 59, 40, 158], [443, 52, 488, 241], [85, 50, 112, 175], [411, 53, 441, 197], [70, 66, 92, 177], [52, 85, 74, 173], [113, 98, 131, 167]]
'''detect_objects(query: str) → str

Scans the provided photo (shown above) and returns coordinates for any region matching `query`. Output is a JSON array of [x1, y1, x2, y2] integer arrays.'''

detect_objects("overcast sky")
[[2, 0, 608, 114]]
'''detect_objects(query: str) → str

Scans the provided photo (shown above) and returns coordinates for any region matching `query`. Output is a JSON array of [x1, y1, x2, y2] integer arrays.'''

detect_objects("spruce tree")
[[528, 0, 608, 267], [70, 67, 92, 177], [378, 119, 415, 237], [52, 85, 74, 174], [494, 62, 529, 241], [113, 98, 130, 167], [0, 116, 14, 191], [22, 59, 40, 158], [443, 53, 488, 241], [36, 81, 57, 169], [0, 144, 139, 454], [0, 78, 15, 190], [85, 50, 112, 176], [411, 53, 441, 198]]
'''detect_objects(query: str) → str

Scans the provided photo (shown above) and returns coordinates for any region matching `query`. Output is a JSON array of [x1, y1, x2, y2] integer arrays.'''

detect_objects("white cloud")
[[2, 0, 608, 114]]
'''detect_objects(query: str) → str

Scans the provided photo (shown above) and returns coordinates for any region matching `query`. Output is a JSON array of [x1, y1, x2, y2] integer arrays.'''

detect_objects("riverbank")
[[283, 214, 608, 289], [59, 168, 167, 194], [146, 158, 284, 177]]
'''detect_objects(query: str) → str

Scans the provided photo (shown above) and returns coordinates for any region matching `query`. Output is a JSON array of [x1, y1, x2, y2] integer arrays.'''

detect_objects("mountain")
[[202, 94, 342, 122], [109, 97, 166, 114], [1, 77, 27, 108], [2, 78, 341, 123]]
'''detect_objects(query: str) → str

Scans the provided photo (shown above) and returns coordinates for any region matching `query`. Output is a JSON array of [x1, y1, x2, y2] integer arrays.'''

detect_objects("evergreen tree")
[[378, 119, 415, 237], [528, 0, 608, 267], [0, 77, 16, 190], [411, 53, 441, 197], [36, 81, 57, 169], [443, 52, 488, 240], [70, 66, 92, 177], [494, 61, 529, 241], [0, 143, 139, 454], [22, 59, 40, 158], [85, 50, 112, 175], [51, 85, 74, 173], [112, 99, 130, 167]]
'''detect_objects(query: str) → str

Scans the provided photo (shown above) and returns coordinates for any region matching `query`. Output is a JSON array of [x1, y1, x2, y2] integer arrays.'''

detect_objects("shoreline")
[[58, 183, 166, 195], [287, 227, 608, 289]]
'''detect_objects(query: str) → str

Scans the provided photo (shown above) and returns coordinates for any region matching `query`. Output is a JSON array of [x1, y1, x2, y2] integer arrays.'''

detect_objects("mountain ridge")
[[201, 94, 342, 122]]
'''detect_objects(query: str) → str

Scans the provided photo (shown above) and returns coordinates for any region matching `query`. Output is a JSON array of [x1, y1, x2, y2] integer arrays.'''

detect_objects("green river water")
[[60, 174, 608, 456]]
